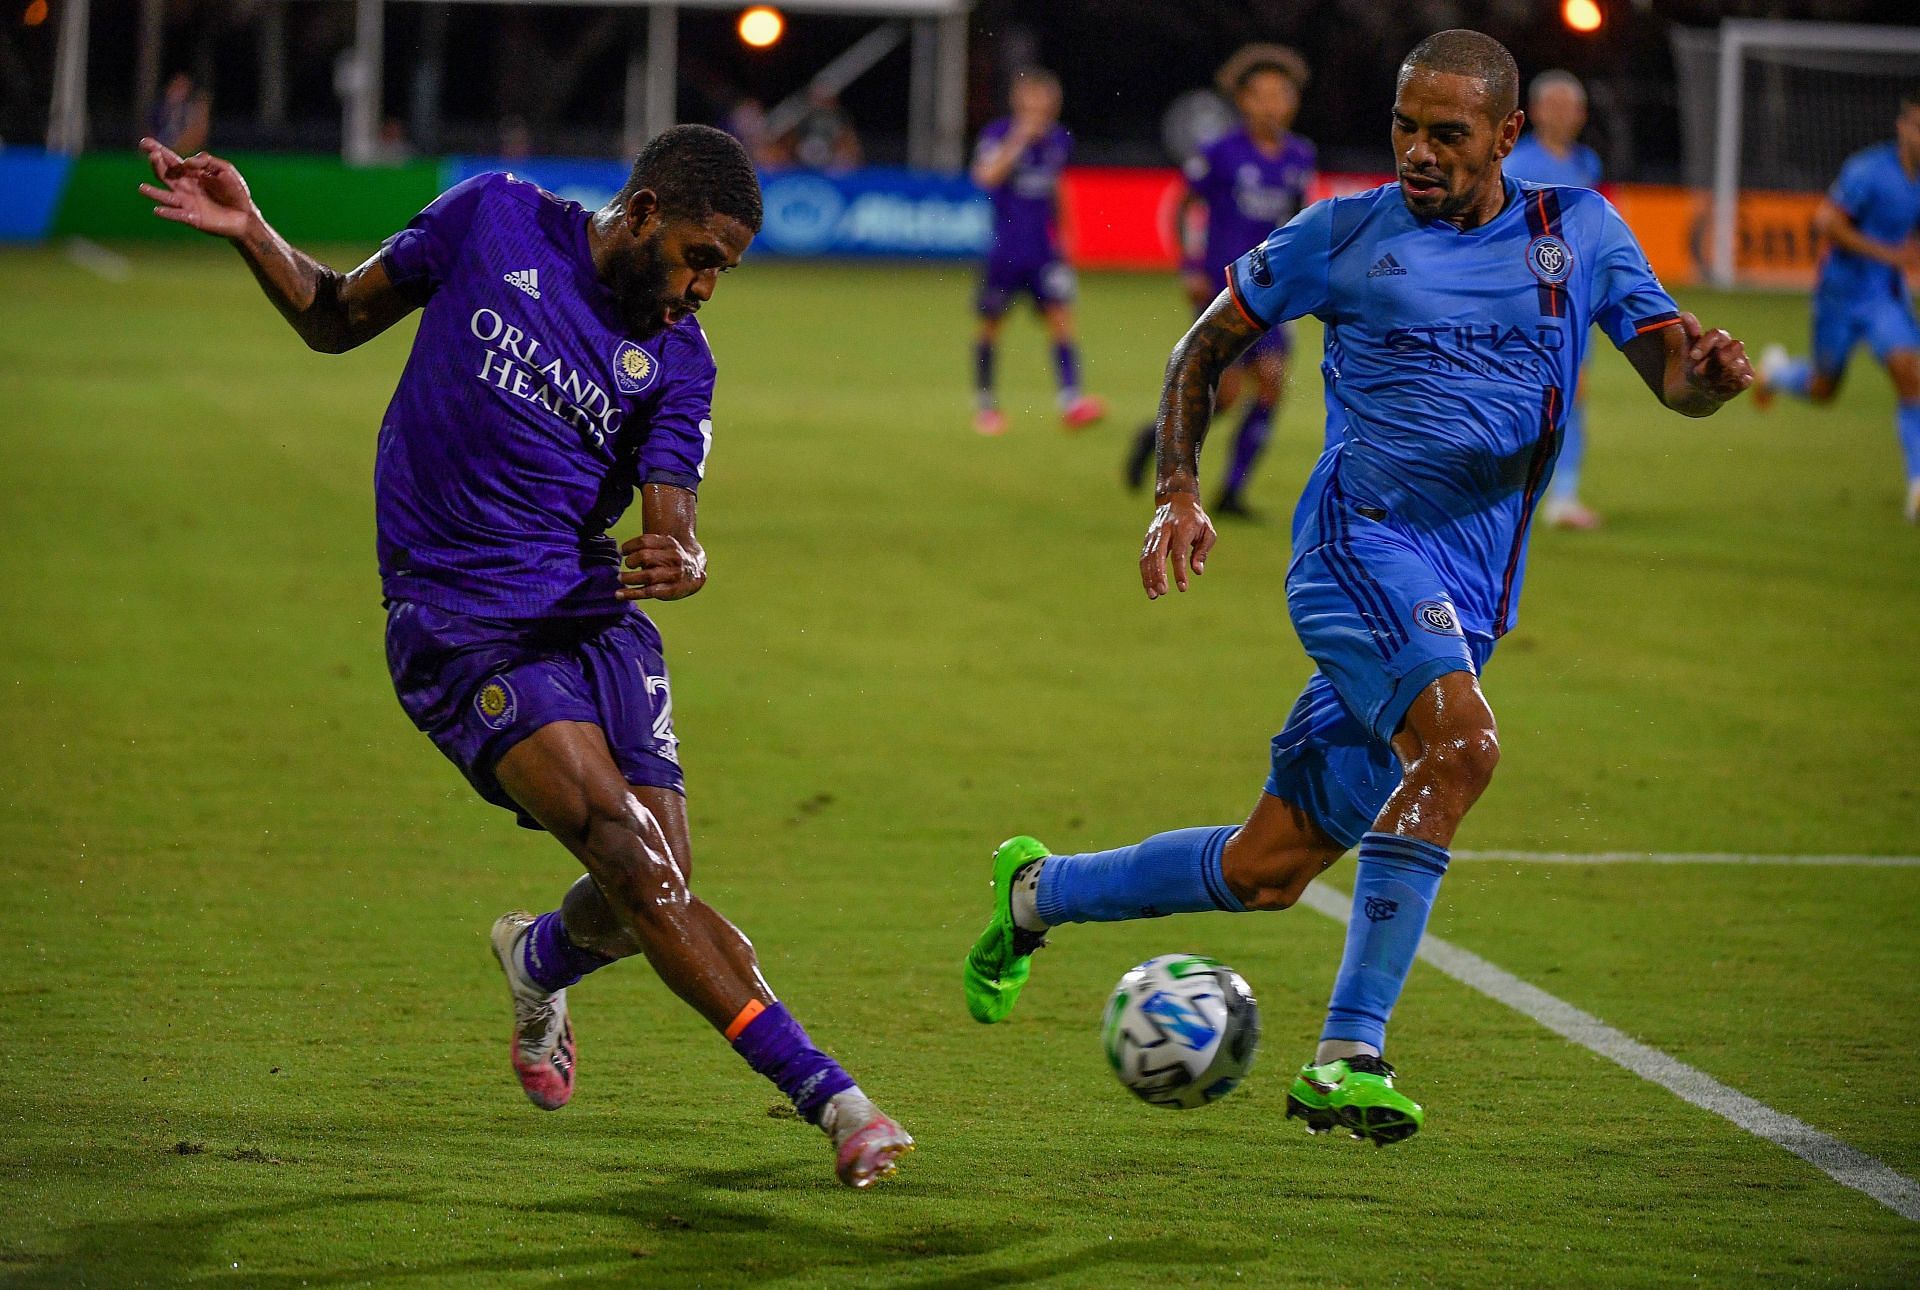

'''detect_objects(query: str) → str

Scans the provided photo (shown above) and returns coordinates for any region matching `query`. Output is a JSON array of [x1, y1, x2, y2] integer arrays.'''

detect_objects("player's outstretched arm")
[[1623, 311, 1754, 419], [1814, 199, 1920, 272], [1139, 292, 1265, 600], [137, 138, 417, 355], [618, 484, 707, 602]]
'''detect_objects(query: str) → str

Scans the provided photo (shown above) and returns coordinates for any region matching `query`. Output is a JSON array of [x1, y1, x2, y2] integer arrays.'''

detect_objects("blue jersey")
[[1504, 136, 1602, 191], [1227, 178, 1679, 637], [375, 172, 716, 618], [975, 119, 1071, 268], [1820, 142, 1920, 303]]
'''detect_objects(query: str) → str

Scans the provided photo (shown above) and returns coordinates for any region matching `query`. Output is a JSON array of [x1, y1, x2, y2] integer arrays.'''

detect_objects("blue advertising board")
[[443, 158, 991, 259], [0, 150, 74, 242]]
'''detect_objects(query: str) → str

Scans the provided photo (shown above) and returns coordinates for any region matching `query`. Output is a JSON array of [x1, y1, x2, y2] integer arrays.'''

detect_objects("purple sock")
[[974, 339, 996, 409], [1053, 341, 1080, 399], [519, 911, 614, 993], [730, 1002, 856, 1124], [1224, 400, 1275, 496]]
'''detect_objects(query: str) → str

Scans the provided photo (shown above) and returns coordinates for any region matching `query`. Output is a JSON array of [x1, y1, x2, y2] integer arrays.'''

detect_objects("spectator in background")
[[788, 88, 862, 172], [725, 97, 781, 168], [1506, 70, 1606, 530], [499, 116, 533, 162], [150, 72, 210, 156]]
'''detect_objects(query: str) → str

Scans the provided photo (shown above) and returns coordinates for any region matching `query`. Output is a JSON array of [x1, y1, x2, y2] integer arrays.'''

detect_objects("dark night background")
[[6, 1, 1919, 179]]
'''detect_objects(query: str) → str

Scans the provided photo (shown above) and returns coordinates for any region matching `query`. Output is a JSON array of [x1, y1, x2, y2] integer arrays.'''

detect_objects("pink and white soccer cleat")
[[822, 1090, 915, 1189], [1060, 393, 1107, 430], [974, 408, 1009, 436], [489, 912, 576, 1111]]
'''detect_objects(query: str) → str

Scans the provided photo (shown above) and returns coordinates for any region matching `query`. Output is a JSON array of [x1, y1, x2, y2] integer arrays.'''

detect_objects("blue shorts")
[[1812, 291, 1920, 379], [978, 257, 1076, 316], [1265, 480, 1494, 847], [385, 600, 684, 829]]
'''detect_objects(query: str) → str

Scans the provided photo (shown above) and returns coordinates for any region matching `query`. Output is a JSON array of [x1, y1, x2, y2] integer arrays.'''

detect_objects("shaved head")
[[1400, 29, 1520, 122]]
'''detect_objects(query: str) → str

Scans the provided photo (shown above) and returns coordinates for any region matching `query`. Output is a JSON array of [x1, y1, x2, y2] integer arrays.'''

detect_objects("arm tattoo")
[[1153, 294, 1265, 499]]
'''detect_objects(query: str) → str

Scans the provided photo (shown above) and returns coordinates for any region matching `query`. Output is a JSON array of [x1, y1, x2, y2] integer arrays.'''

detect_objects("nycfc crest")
[[612, 340, 659, 395], [1414, 598, 1461, 635], [1526, 234, 1572, 285], [474, 677, 518, 731]]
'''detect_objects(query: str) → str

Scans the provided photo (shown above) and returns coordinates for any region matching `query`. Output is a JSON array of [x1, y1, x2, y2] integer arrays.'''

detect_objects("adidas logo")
[[1367, 253, 1408, 278], [504, 268, 541, 299]]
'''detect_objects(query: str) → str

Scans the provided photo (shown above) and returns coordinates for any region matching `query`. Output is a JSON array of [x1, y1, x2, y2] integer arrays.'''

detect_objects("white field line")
[[1452, 849, 1920, 867], [1296, 883, 1920, 1222]]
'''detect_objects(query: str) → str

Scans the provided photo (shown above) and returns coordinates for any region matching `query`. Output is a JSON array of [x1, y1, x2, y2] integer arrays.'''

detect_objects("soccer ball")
[[1101, 953, 1259, 1109]]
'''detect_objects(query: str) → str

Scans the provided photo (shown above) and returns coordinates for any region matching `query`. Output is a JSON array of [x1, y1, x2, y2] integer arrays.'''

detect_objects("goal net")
[[1672, 20, 1920, 287]]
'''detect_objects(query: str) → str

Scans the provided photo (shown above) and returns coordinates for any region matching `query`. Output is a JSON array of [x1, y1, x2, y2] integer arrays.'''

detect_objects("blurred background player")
[[1127, 45, 1316, 518], [1506, 70, 1606, 530], [1754, 89, 1920, 523], [970, 68, 1105, 436]]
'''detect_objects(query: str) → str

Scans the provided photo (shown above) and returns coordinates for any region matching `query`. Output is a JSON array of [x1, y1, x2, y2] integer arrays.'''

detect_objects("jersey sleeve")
[[1588, 197, 1681, 349], [1827, 152, 1879, 221], [1225, 198, 1333, 329], [971, 121, 1010, 184], [379, 172, 494, 296], [637, 326, 717, 492]]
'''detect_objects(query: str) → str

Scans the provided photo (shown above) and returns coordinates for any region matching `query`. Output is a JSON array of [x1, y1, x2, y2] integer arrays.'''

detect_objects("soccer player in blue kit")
[[1506, 70, 1607, 530], [970, 68, 1106, 436], [964, 31, 1753, 1143], [138, 125, 914, 1187], [1753, 89, 1920, 523], [1126, 44, 1318, 518]]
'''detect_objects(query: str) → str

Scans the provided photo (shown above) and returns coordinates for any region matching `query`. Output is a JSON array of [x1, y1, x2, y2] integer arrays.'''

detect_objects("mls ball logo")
[[612, 341, 659, 395], [1414, 598, 1460, 635], [1527, 234, 1572, 284], [1247, 243, 1273, 288], [474, 678, 517, 732]]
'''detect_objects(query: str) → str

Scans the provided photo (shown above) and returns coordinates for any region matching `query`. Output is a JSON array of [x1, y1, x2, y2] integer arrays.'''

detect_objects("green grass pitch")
[[2, 244, 1917, 1286]]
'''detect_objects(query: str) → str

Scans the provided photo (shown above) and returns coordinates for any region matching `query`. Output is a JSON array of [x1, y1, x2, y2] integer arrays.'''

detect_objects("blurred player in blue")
[[137, 125, 912, 1187], [1506, 70, 1607, 530], [964, 31, 1752, 1143], [1753, 89, 1920, 522], [1127, 45, 1317, 518], [970, 68, 1105, 436]]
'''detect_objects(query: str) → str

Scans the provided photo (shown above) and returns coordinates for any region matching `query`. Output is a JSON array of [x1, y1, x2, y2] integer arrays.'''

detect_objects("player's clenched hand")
[[1678, 311, 1754, 403], [1139, 493, 1217, 600], [618, 533, 707, 601], [137, 138, 258, 240]]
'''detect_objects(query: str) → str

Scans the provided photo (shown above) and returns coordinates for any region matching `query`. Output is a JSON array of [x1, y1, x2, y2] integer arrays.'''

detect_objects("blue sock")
[[974, 338, 996, 410], [1549, 401, 1586, 502], [1034, 826, 1245, 925], [1775, 355, 1813, 400], [520, 910, 615, 993], [1053, 341, 1080, 401], [1223, 400, 1275, 497], [1897, 402, 1920, 482], [729, 1002, 857, 1125], [1320, 833, 1450, 1051]]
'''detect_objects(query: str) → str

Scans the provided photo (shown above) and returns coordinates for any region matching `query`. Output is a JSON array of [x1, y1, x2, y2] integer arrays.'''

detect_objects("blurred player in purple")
[[136, 125, 913, 1188], [971, 68, 1106, 436], [1127, 45, 1317, 518], [1506, 70, 1606, 530]]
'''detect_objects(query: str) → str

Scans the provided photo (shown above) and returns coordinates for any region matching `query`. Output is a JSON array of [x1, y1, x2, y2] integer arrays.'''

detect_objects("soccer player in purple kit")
[[970, 68, 1106, 436], [136, 125, 914, 1188], [1127, 45, 1317, 518]]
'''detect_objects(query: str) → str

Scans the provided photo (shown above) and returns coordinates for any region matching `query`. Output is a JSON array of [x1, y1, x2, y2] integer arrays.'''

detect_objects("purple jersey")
[[374, 172, 715, 618], [1184, 128, 1317, 274], [975, 119, 1071, 267]]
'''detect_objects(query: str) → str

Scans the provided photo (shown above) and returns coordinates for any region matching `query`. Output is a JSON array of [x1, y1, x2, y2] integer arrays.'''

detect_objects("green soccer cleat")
[[1286, 1054, 1424, 1146], [961, 836, 1051, 1024]]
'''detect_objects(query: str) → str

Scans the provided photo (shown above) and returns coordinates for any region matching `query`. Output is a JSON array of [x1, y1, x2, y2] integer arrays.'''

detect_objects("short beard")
[[609, 232, 673, 338]]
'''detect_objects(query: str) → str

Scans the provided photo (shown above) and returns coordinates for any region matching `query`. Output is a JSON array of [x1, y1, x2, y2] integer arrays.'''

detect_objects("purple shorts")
[[978, 257, 1077, 317], [385, 600, 684, 829]]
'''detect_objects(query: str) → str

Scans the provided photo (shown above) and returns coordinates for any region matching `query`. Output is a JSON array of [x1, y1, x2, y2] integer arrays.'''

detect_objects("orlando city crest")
[[1526, 234, 1572, 285], [474, 677, 518, 732], [613, 340, 659, 395]]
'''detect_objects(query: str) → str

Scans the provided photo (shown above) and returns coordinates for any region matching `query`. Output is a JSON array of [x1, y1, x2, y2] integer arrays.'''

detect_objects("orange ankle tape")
[[724, 998, 768, 1041]]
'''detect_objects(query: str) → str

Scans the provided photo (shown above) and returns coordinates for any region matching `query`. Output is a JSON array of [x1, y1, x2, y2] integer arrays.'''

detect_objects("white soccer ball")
[[1101, 953, 1259, 1110]]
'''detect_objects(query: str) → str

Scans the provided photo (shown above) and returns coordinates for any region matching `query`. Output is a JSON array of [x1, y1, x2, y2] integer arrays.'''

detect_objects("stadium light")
[[738, 6, 784, 49], [1562, 0, 1604, 34], [23, 0, 47, 26]]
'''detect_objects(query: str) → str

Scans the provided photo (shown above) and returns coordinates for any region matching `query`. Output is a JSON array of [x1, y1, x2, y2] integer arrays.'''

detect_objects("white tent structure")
[[63, 0, 972, 171]]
